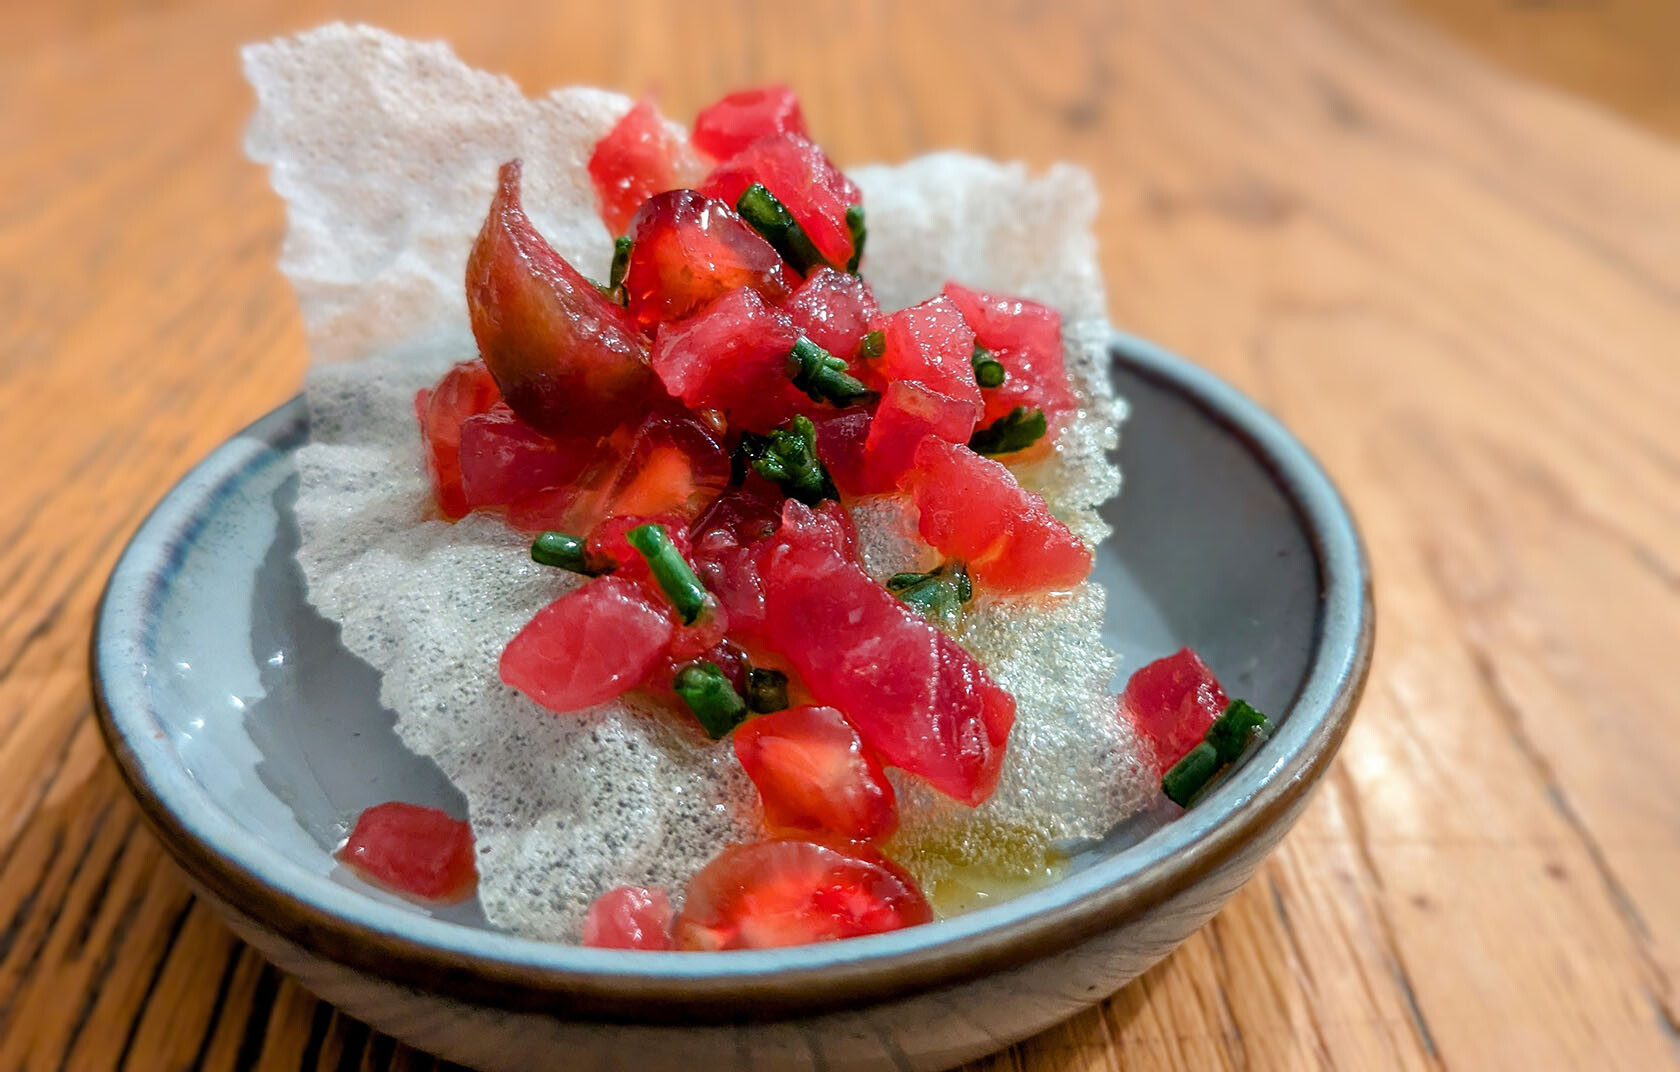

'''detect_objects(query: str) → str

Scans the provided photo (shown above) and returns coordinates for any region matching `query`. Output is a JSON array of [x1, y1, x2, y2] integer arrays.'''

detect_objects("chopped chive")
[[530, 531, 608, 575], [1162, 742, 1220, 807], [736, 183, 827, 274], [971, 344, 1007, 388], [1207, 699, 1273, 764], [844, 204, 867, 273], [745, 667, 789, 713], [625, 523, 708, 624], [738, 415, 838, 505], [674, 663, 749, 739], [608, 235, 632, 295], [969, 406, 1047, 456], [856, 329, 886, 360], [888, 563, 972, 629], [788, 336, 875, 408]]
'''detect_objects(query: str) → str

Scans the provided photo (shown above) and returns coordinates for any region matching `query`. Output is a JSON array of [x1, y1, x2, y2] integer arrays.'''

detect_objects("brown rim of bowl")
[[90, 331, 1374, 1022]]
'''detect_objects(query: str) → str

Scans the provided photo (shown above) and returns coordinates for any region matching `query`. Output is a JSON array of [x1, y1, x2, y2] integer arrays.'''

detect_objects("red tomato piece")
[[674, 840, 931, 950], [900, 438, 1092, 595], [416, 359, 502, 519], [648, 288, 813, 433], [943, 282, 1078, 431], [873, 296, 982, 424], [779, 268, 880, 360], [582, 885, 676, 950], [587, 99, 706, 236], [692, 85, 809, 161], [735, 706, 898, 844], [622, 189, 793, 329], [340, 802, 477, 903], [688, 481, 784, 638], [1120, 648, 1230, 773], [467, 161, 660, 441], [701, 133, 861, 269], [500, 576, 675, 713], [758, 502, 1014, 805], [458, 403, 598, 512], [587, 513, 693, 584], [860, 380, 980, 493], [810, 407, 873, 497]]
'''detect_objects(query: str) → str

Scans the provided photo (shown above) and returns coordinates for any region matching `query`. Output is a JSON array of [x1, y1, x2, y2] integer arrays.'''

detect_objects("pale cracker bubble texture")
[[250, 24, 1149, 938]]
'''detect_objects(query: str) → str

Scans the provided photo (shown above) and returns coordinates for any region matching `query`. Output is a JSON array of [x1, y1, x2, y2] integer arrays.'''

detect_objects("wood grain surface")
[[4, 0, 1678, 1068]]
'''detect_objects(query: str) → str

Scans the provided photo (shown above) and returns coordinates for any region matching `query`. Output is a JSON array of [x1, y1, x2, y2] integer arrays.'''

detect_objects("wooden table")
[[4, 1, 1677, 1068]]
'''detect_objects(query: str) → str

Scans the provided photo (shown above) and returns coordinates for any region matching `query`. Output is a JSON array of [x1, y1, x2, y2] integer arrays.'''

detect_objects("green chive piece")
[[608, 235, 632, 294], [736, 183, 827, 274], [530, 531, 607, 575], [746, 667, 790, 713], [674, 663, 750, 739], [856, 329, 886, 360], [1162, 742, 1221, 807], [738, 415, 838, 506], [887, 563, 972, 629], [625, 523, 708, 624], [969, 406, 1048, 455], [971, 344, 1007, 388], [788, 335, 876, 408], [1207, 699, 1273, 764], [844, 204, 867, 273]]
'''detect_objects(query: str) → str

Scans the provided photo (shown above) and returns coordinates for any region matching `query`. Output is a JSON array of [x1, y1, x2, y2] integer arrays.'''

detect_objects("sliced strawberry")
[[500, 576, 675, 713], [588, 99, 706, 236], [416, 359, 503, 519], [735, 706, 897, 844], [648, 287, 812, 433], [779, 268, 880, 360], [1120, 648, 1230, 773], [701, 133, 861, 269], [900, 438, 1091, 595], [758, 502, 1014, 804], [467, 161, 660, 441], [692, 85, 809, 160], [582, 885, 676, 950], [622, 189, 793, 329], [942, 282, 1078, 432], [339, 802, 477, 903], [675, 839, 931, 950]]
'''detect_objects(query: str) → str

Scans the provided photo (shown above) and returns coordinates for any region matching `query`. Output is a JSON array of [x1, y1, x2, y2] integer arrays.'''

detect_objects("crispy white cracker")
[[247, 23, 1145, 939]]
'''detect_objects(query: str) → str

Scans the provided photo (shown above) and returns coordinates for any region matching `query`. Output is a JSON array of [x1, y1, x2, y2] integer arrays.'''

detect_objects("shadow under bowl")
[[92, 331, 1373, 1071]]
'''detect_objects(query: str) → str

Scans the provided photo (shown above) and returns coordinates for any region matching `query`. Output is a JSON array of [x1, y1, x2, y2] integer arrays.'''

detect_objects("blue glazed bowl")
[[92, 332, 1373, 1071]]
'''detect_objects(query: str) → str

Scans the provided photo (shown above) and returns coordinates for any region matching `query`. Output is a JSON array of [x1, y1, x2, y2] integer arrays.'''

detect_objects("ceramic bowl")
[[92, 331, 1373, 1071]]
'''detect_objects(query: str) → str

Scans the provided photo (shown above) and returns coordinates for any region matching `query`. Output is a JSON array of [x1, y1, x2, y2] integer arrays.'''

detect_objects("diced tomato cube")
[[873, 296, 982, 424], [943, 282, 1078, 431], [339, 802, 477, 903], [779, 268, 880, 360], [648, 287, 814, 433], [810, 407, 873, 497], [1120, 648, 1230, 773], [688, 481, 784, 637], [859, 381, 980, 493], [501, 576, 675, 713], [899, 438, 1091, 595], [586, 513, 693, 583], [582, 885, 676, 950], [623, 190, 793, 329], [692, 85, 809, 161], [467, 161, 660, 441], [735, 706, 897, 844], [588, 99, 706, 236], [674, 839, 931, 950], [524, 409, 730, 535], [458, 403, 598, 511], [758, 502, 1014, 804], [701, 133, 861, 270], [416, 359, 502, 519]]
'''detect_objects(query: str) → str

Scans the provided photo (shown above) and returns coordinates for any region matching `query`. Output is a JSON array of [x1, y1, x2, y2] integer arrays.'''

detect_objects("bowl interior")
[[97, 333, 1358, 980]]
